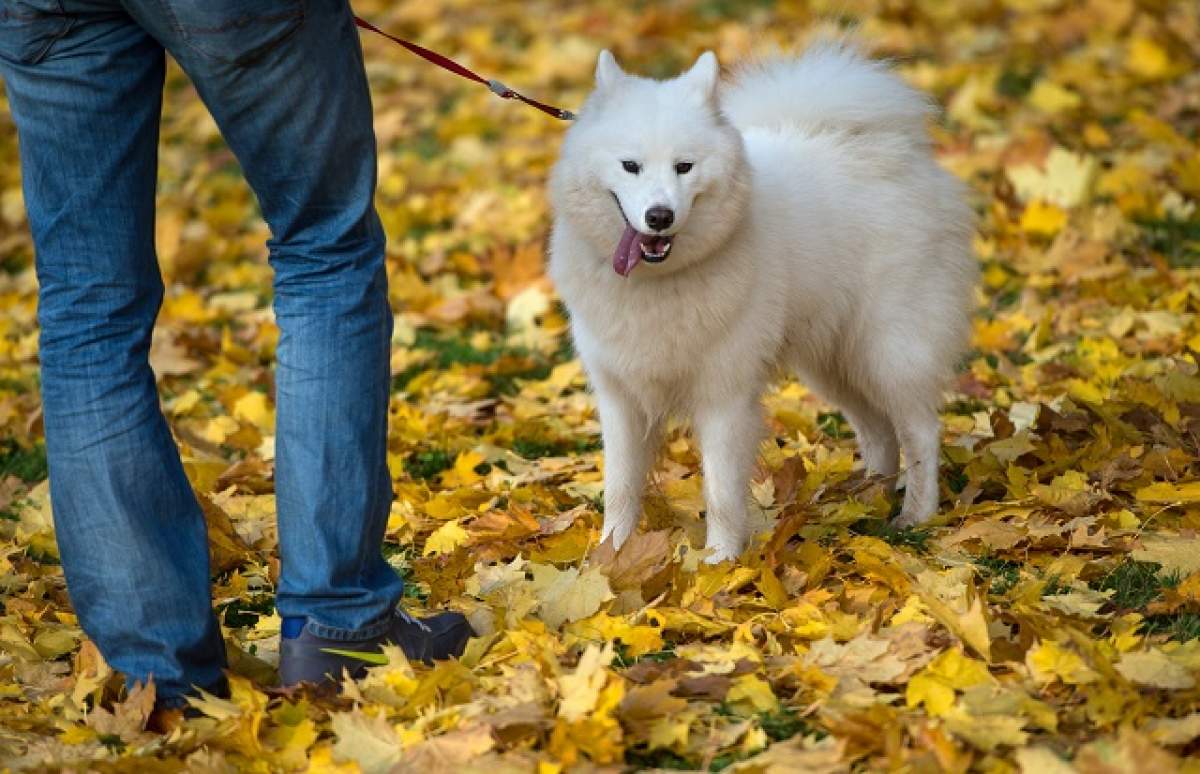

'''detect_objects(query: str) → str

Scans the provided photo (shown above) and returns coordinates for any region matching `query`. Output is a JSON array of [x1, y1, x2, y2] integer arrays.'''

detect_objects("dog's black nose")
[[645, 206, 674, 232]]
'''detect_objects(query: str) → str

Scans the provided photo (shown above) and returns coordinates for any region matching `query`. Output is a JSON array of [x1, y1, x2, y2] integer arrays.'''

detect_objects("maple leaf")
[[529, 563, 614, 630]]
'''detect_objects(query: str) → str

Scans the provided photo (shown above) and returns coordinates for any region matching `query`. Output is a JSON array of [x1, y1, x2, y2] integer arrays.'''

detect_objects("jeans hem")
[[153, 673, 230, 710], [304, 611, 394, 642]]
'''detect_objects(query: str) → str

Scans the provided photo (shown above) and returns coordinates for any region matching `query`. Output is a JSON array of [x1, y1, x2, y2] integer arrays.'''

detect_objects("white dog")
[[547, 42, 976, 562]]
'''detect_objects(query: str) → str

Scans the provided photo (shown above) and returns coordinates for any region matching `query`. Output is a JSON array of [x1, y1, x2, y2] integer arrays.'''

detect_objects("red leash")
[[353, 15, 576, 122]]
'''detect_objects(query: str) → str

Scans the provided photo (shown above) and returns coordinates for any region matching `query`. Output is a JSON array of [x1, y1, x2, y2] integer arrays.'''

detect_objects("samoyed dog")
[[547, 42, 976, 562]]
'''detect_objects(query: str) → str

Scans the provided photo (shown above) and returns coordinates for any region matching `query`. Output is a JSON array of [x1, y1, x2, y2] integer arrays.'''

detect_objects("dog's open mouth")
[[613, 225, 673, 276]]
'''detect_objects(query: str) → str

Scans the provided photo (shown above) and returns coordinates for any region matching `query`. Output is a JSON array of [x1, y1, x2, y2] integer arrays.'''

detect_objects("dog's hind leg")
[[596, 382, 660, 550], [798, 367, 899, 478], [838, 393, 899, 478], [858, 333, 948, 526], [695, 396, 764, 563], [888, 399, 942, 528]]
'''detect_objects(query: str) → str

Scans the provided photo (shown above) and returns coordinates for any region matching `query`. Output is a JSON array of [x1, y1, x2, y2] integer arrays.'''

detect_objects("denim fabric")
[[0, 0, 404, 705]]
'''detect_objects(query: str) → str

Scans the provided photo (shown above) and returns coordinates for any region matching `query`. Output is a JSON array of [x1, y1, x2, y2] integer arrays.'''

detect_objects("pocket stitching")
[[184, 9, 301, 36], [0, 0, 72, 65], [168, 0, 306, 66]]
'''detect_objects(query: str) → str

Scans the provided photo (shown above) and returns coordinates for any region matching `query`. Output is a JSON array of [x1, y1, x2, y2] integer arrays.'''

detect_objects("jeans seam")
[[184, 10, 302, 35], [161, 0, 307, 66], [148, 0, 184, 39], [6, 0, 74, 65]]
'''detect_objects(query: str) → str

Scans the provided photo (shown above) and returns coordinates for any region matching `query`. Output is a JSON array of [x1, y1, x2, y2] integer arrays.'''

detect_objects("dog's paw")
[[599, 517, 636, 551], [702, 538, 744, 564], [892, 509, 934, 529]]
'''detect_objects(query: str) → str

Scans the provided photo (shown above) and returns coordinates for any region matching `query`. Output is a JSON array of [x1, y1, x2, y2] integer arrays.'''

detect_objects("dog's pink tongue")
[[613, 224, 641, 277]]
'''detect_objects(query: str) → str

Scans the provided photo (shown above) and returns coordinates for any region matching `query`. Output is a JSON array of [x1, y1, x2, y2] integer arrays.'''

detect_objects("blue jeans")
[[0, 0, 404, 705]]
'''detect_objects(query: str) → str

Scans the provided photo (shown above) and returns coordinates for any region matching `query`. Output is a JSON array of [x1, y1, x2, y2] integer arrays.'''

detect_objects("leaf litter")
[[2, 0, 1200, 770]]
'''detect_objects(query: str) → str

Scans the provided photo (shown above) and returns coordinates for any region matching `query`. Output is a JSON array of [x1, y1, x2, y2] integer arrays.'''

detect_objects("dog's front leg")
[[695, 397, 763, 563], [596, 383, 659, 550]]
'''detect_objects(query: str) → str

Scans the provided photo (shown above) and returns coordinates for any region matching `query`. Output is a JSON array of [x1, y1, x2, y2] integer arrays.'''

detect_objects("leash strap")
[[353, 15, 576, 121]]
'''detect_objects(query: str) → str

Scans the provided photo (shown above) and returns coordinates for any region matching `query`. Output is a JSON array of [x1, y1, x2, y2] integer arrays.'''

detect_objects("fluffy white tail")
[[720, 41, 932, 142]]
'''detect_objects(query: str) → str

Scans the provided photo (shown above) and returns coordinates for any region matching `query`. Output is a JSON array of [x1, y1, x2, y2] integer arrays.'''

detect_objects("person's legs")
[[123, 0, 404, 638], [0, 0, 226, 703]]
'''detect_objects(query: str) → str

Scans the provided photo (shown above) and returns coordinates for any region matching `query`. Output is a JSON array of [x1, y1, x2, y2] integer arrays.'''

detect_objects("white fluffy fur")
[[548, 41, 976, 562]]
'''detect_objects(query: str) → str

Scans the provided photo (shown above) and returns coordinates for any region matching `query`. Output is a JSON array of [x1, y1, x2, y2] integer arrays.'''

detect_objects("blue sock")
[[281, 617, 306, 639]]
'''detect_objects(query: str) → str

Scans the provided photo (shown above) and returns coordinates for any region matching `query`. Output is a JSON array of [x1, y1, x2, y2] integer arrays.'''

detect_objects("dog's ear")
[[595, 50, 625, 91], [681, 51, 719, 100]]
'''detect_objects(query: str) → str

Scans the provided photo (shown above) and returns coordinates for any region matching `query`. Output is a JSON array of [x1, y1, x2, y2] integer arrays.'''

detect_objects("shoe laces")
[[396, 607, 432, 633]]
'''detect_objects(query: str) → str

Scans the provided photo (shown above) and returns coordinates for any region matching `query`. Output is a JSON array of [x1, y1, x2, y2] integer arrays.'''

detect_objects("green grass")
[[383, 543, 429, 601], [758, 708, 814, 743], [624, 749, 693, 771], [849, 518, 932, 552], [976, 554, 1021, 596], [217, 593, 275, 629], [817, 411, 849, 440], [614, 644, 676, 669], [1091, 560, 1179, 610], [995, 66, 1039, 99], [403, 448, 454, 481], [1042, 574, 1069, 597], [694, 0, 775, 20], [0, 441, 47, 483], [0, 377, 30, 394], [623, 706, 815, 772], [945, 397, 990, 416], [392, 328, 574, 397], [512, 436, 601, 460], [1138, 216, 1200, 268], [1076, 562, 1200, 640], [1144, 613, 1200, 642]]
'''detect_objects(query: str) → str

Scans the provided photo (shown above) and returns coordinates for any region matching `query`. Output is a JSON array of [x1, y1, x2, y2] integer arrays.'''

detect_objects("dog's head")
[[550, 50, 748, 277]]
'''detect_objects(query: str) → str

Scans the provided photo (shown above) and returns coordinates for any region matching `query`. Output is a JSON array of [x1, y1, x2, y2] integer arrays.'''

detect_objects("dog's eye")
[[621, 160, 641, 175], [675, 162, 694, 175]]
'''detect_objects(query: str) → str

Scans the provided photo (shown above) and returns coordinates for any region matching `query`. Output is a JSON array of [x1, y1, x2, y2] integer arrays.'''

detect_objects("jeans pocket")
[[0, 0, 72, 65], [167, 0, 305, 67]]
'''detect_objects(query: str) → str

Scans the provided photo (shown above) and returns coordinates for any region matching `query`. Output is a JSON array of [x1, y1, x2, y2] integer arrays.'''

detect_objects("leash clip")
[[487, 79, 514, 98]]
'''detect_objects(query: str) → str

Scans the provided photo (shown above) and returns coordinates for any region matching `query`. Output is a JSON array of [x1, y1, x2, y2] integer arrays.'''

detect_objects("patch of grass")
[[946, 466, 969, 494], [995, 66, 1039, 99], [759, 708, 813, 742], [1144, 613, 1200, 642], [489, 364, 552, 397], [0, 441, 47, 483], [0, 377, 29, 394], [217, 593, 275, 628], [976, 554, 1021, 596], [624, 749, 694, 770], [1091, 560, 1180, 610], [0, 497, 26, 523], [0, 248, 32, 275], [512, 436, 601, 460], [392, 328, 576, 397], [97, 733, 126, 753], [817, 411, 849, 440], [707, 709, 820, 770], [710, 752, 746, 771], [995, 287, 1022, 308], [849, 518, 932, 552], [1042, 574, 1068, 597], [403, 448, 454, 481], [614, 644, 676, 668], [383, 543, 429, 602], [1138, 216, 1200, 268], [694, 0, 774, 20], [945, 397, 989, 416]]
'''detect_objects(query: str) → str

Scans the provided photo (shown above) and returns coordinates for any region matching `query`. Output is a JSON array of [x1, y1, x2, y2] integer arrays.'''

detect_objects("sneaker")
[[278, 608, 474, 687]]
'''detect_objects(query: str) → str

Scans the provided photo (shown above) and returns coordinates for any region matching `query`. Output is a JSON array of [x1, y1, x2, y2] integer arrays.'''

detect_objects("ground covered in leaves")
[[2, 0, 1200, 771]]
